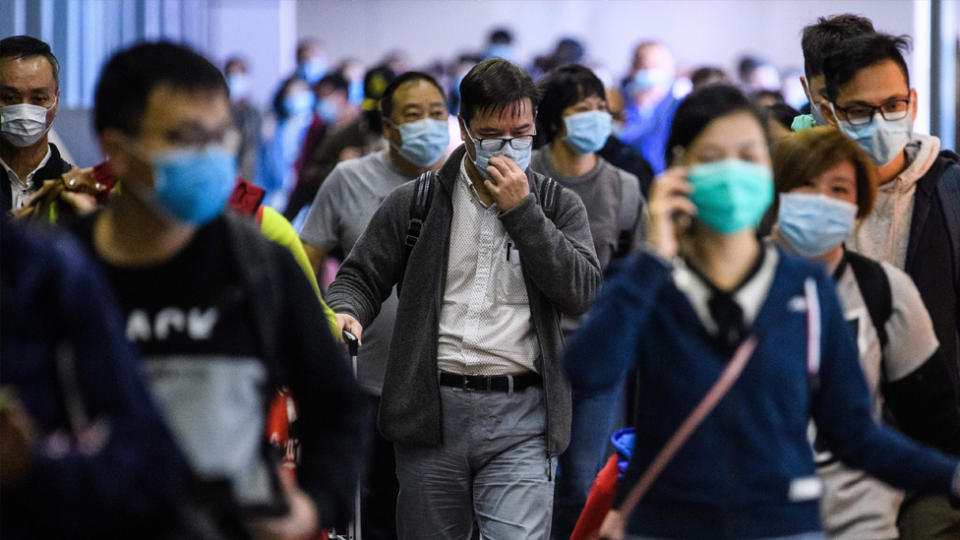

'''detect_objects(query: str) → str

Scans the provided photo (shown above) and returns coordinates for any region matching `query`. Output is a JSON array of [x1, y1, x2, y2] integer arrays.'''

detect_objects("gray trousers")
[[394, 385, 555, 539]]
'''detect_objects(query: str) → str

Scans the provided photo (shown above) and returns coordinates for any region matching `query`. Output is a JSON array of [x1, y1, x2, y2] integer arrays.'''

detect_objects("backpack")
[[614, 172, 643, 259], [845, 250, 893, 353], [398, 173, 561, 293]]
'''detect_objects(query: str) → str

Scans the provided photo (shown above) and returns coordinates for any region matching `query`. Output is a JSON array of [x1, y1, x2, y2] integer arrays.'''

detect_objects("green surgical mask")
[[687, 159, 773, 234]]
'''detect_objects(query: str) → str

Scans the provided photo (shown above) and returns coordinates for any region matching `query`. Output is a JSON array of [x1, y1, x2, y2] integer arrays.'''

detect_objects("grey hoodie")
[[850, 134, 941, 268], [326, 145, 601, 455]]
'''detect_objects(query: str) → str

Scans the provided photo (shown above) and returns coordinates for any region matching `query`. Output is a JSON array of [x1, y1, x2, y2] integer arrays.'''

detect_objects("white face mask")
[[1, 101, 54, 147]]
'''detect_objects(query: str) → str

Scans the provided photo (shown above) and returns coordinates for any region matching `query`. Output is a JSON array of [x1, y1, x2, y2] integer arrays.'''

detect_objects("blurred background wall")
[[1, 0, 956, 166]]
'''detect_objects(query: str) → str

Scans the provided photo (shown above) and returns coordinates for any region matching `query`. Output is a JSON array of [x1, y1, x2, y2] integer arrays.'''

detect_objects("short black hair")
[[459, 58, 540, 126], [822, 33, 911, 103], [94, 41, 226, 135], [296, 39, 322, 62], [666, 84, 769, 167], [0, 35, 60, 89], [749, 89, 785, 105], [379, 71, 445, 121], [801, 14, 875, 79], [690, 67, 729, 89], [536, 64, 605, 144], [271, 76, 307, 120], [767, 102, 800, 130], [489, 28, 513, 45], [316, 72, 349, 94], [224, 56, 248, 74], [554, 38, 586, 66], [737, 55, 773, 83]]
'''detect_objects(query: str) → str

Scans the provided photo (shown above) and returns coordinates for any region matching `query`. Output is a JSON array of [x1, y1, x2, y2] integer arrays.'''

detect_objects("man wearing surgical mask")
[[224, 56, 261, 183], [791, 14, 875, 131], [71, 41, 366, 539], [0, 36, 72, 211], [299, 71, 450, 539], [326, 58, 600, 538], [823, 32, 960, 539], [294, 39, 328, 86], [619, 41, 679, 174]]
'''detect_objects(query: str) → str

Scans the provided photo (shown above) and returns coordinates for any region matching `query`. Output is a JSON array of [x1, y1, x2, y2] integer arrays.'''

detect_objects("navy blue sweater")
[[564, 249, 959, 539], [1, 220, 189, 539]]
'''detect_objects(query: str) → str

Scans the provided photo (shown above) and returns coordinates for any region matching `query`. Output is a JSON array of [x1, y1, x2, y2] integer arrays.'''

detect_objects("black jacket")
[[1, 143, 73, 211], [905, 149, 960, 401]]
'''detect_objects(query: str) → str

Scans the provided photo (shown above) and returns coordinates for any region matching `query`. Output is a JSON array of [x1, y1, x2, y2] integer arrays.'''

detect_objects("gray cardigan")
[[326, 145, 601, 455]]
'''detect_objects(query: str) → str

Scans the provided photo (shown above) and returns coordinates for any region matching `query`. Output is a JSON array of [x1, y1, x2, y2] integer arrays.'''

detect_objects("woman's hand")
[[596, 509, 626, 540], [646, 166, 696, 259]]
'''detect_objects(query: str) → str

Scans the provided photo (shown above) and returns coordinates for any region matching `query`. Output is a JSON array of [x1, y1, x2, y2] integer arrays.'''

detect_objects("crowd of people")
[[1, 12, 959, 540]]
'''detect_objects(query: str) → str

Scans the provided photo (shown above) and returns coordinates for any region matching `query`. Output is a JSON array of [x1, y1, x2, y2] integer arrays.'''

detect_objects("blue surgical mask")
[[831, 103, 913, 166], [631, 68, 672, 92], [562, 110, 612, 155], [226, 73, 250, 101], [284, 92, 315, 117], [348, 80, 364, 105], [464, 126, 532, 180], [485, 44, 514, 62], [687, 159, 774, 234], [297, 58, 327, 84], [390, 118, 450, 167], [315, 98, 339, 123], [777, 192, 857, 258], [150, 147, 237, 225]]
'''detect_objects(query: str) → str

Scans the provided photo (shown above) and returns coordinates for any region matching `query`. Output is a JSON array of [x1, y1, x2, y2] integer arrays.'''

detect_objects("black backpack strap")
[[614, 173, 642, 259], [397, 174, 557, 294], [537, 177, 559, 221], [846, 250, 893, 352], [223, 212, 284, 385], [398, 173, 435, 295]]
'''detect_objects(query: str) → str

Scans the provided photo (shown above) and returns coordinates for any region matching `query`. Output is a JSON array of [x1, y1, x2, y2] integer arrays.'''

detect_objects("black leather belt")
[[438, 371, 542, 393]]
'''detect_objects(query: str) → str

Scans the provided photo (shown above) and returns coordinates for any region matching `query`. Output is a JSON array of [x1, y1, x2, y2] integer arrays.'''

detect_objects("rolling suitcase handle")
[[341, 329, 362, 540], [343, 330, 359, 379]]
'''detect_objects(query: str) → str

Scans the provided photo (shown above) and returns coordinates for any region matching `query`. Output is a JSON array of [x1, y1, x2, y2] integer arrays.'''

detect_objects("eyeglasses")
[[166, 128, 243, 155], [464, 125, 536, 152], [831, 98, 910, 126]]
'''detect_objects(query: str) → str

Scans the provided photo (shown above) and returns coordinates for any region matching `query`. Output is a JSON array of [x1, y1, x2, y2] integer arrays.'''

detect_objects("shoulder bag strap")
[[616, 334, 759, 516]]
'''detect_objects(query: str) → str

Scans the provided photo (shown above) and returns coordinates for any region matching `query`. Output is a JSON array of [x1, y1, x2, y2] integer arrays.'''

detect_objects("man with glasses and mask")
[[822, 33, 960, 539], [70, 41, 366, 539], [299, 70, 450, 540], [327, 58, 600, 538], [0, 36, 72, 212]]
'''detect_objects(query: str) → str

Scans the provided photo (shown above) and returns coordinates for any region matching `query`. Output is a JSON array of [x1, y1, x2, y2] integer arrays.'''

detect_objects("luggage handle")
[[342, 330, 359, 380]]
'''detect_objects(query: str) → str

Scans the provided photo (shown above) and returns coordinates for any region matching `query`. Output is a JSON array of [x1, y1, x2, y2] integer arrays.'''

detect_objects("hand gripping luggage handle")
[[342, 330, 359, 379], [616, 335, 759, 517]]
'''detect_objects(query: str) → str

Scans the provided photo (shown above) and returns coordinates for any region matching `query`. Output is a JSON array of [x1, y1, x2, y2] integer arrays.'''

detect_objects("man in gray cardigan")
[[327, 58, 601, 539]]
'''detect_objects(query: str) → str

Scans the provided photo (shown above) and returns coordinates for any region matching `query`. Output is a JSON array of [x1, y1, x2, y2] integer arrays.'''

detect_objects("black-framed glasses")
[[464, 125, 536, 152], [831, 98, 910, 126]]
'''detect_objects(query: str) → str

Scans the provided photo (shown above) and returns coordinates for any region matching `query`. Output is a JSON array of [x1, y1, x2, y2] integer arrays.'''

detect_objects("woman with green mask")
[[563, 85, 960, 540]]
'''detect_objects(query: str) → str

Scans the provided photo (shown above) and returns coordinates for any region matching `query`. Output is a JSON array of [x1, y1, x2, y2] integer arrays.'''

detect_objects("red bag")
[[570, 454, 621, 540]]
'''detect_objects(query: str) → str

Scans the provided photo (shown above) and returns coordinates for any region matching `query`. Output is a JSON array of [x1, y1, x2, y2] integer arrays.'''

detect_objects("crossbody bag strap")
[[616, 334, 759, 516]]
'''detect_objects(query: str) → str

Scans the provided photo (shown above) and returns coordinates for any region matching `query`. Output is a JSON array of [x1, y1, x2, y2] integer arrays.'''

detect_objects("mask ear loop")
[[827, 102, 842, 124]]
